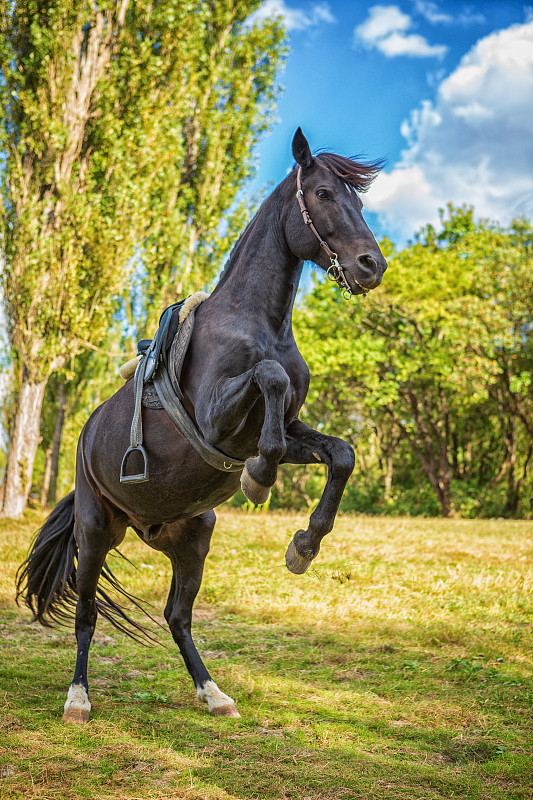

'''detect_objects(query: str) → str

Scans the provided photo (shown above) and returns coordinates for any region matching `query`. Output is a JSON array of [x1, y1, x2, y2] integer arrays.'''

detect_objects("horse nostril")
[[357, 254, 378, 274]]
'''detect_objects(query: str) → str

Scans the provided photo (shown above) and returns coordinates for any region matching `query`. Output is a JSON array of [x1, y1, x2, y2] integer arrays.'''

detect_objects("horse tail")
[[16, 492, 78, 626], [16, 492, 160, 644]]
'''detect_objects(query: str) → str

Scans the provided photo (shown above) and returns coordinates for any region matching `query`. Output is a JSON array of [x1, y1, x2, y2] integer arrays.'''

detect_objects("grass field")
[[0, 508, 532, 800]]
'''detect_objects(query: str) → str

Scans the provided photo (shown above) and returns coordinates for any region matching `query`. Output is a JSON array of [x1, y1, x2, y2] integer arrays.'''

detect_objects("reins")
[[296, 166, 369, 299]]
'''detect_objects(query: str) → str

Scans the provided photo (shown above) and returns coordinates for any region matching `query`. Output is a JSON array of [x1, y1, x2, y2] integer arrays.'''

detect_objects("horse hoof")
[[285, 538, 314, 574], [240, 466, 271, 505], [62, 707, 90, 725], [63, 684, 91, 725], [197, 680, 240, 718], [210, 703, 241, 718]]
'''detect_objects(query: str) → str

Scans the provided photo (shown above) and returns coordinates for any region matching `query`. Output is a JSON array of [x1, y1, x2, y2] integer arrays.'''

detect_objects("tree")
[[127, 1, 285, 333], [0, 0, 285, 516], [0, 0, 137, 516], [461, 217, 533, 514], [293, 209, 533, 518]]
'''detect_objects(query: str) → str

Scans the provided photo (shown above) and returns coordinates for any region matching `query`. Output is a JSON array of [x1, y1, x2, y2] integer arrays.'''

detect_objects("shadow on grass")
[[1, 603, 531, 800]]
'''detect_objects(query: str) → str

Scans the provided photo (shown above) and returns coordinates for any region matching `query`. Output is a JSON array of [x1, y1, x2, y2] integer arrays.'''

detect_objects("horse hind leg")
[[147, 511, 240, 717], [63, 543, 110, 723], [63, 491, 127, 724], [166, 513, 240, 717]]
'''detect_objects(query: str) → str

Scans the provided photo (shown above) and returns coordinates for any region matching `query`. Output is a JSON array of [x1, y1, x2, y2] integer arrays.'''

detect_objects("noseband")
[[295, 166, 369, 298]]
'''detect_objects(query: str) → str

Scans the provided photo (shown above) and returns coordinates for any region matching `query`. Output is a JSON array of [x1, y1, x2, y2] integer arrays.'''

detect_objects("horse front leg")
[[198, 360, 290, 504], [281, 419, 355, 574]]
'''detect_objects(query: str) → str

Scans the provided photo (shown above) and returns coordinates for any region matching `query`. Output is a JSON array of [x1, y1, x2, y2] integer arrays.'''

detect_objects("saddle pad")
[[141, 382, 163, 409]]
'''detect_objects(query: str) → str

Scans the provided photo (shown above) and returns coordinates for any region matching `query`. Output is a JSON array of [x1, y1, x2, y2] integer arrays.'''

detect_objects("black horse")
[[17, 129, 387, 722]]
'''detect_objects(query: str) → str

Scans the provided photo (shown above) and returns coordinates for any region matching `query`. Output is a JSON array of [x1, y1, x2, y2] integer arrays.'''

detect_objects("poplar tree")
[[0, 0, 285, 516], [130, 1, 285, 331]]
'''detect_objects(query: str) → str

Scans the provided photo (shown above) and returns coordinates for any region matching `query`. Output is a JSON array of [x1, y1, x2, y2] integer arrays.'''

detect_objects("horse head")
[[285, 127, 387, 296]]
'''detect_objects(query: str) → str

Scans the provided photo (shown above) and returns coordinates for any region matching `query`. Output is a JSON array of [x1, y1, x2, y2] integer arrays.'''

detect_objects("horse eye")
[[316, 189, 329, 200]]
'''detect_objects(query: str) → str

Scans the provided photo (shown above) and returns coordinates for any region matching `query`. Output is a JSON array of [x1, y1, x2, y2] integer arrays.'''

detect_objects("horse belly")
[[82, 391, 242, 525]]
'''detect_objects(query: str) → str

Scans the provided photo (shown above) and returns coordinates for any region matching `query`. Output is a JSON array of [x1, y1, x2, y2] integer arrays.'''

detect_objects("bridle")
[[295, 165, 369, 299]]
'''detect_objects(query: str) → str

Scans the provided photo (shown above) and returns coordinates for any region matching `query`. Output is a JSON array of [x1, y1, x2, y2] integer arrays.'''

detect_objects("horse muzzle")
[[347, 251, 388, 293]]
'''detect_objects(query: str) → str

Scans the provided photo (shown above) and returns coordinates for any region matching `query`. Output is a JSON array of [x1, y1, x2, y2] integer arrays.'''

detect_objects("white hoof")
[[62, 683, 91, 724], [240, 466, 271, 505], [197, 680, 240, 718]]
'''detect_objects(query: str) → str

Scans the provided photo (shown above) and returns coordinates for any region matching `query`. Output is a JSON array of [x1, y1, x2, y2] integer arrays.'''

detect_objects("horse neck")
[[210, 181, 302, 334]]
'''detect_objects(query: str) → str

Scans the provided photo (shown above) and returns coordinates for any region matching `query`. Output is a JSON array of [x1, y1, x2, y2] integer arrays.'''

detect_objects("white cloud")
[[354, 4, 447, 58], [414, 0, 485, 26], [249, 0, 336, 32], [377, 30, 447, 57], [357, 4, 411, 39], [365, 21, 533, 240], [414, 1, 452, 25]]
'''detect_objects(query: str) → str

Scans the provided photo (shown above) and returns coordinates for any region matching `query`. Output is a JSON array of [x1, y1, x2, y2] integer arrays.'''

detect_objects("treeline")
[[271, 207, 532, 518], [34, 207, 533, 520]]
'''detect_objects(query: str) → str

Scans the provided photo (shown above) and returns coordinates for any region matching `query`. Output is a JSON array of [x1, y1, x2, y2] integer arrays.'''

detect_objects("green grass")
[[1, 509, 532, 799]]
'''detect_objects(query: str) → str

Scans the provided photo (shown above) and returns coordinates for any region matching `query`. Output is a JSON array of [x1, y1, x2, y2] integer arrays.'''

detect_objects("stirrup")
[[120, 444, 149, 483]]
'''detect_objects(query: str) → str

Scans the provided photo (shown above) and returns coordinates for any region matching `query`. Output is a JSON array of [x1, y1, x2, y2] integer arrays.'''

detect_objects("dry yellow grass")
[[1, 508, 532, 799]]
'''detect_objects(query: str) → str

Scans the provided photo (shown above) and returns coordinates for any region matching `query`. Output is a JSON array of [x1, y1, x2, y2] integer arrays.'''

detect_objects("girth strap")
[[153, 309, 245, 473]]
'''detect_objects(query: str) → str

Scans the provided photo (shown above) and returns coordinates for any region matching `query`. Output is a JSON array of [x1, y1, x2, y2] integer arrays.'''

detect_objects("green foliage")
[[291, 208, 533, 518], [120, 0, 287, 332], [0, 0, 286, 509], [1, 1, 135, 378], [0, 0, 286, 378]]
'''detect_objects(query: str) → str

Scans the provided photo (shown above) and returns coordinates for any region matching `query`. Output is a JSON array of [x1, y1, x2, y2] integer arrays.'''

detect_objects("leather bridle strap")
[[295, 166, 369, 298], [296, 167, 338, 263]]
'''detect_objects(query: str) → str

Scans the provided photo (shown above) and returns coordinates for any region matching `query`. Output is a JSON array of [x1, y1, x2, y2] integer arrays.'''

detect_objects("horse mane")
[[314, 152, 384, 192]]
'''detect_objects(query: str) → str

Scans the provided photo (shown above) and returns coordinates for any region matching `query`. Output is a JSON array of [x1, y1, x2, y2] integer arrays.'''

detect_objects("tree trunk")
[[46, 381, 67, 507], [384, 450, 394, 501], [40, 446, 53, 508], [0, 371, 47, 518], [435, 479, 452, 517]]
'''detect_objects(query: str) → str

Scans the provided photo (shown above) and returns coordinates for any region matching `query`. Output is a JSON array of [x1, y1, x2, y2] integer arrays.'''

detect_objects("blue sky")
[[249, 1, 533, 245]]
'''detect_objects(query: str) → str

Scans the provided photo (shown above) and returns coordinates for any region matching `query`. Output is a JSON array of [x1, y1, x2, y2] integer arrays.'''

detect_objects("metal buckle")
[[326, 263, 339, 282]]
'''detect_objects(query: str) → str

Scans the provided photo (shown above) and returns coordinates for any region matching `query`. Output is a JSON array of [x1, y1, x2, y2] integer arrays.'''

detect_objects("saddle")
[[120, 294, 245, 483]]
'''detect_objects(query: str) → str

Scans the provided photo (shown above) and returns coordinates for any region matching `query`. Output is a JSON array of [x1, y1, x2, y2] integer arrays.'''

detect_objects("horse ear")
[[292, 127, 314, 170]]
